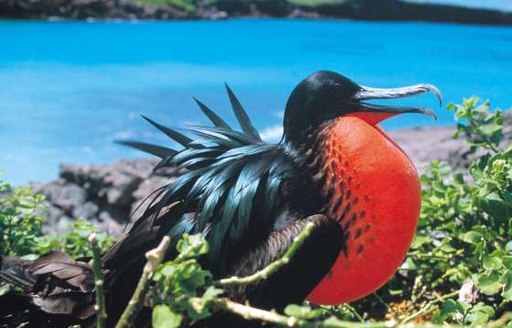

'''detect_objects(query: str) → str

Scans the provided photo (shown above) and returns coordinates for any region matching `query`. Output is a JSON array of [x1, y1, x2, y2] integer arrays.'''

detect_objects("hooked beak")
[[351, 84, 442, 120]]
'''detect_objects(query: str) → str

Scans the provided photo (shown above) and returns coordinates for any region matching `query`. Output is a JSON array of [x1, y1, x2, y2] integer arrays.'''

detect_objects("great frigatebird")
[[0, 70, 441, 327]]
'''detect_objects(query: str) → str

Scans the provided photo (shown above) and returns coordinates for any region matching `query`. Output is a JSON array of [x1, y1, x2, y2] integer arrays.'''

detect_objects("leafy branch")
[[399, 291, 459, 324], [115, 236, 171, 328]]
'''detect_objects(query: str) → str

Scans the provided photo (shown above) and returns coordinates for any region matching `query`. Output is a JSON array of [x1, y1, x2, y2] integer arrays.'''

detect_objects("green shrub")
[[37, 219, 116, 259], [403, 98, 511, 326], [0, 180, 115, 295], [0, 182, 45, 256], [0, 182, 115, 259]]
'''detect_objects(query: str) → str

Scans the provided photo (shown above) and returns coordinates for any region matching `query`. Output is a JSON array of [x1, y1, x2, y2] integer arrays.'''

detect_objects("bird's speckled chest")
[[307, 115, 421, 304]]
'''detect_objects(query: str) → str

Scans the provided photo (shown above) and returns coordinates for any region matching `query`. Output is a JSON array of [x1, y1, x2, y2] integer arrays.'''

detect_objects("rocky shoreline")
[[1, 0, 511, 25], [31, 114, 511, 237], [32, 160, 178, 236]]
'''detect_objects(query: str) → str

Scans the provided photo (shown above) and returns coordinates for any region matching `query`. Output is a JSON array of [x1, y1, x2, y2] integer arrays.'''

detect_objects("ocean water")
[[0, 19, 511, 185]]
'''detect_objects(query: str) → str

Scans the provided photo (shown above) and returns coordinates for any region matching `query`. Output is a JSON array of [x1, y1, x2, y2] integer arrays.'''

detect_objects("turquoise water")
[[1, 20, 511, 185]]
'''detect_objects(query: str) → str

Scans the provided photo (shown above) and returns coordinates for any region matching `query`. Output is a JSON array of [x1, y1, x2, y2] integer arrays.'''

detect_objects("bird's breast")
[[307, 115, 421, 305]]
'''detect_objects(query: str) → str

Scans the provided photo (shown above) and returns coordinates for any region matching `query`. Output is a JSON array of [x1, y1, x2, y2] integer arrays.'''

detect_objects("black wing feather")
[[114, 86, 299, 275], [115, 141, 177, 159], [225, 84, 262, 141], [193, 97, 231, 129], [141, 114, 193, 146]]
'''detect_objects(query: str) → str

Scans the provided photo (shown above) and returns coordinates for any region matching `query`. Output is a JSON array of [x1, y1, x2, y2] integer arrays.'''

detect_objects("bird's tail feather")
[[0, 252, 96, 327], [0, 257, 38, 327], [0, 255, 36, 289]]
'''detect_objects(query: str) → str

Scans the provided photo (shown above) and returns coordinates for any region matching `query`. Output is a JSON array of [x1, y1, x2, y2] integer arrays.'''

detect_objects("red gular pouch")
[[307, 114, 421, 305]]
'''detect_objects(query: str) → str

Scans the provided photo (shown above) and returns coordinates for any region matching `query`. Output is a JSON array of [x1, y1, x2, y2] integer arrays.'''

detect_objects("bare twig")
[[211, 297, 456, 328], [486, 313, 512, 328], [212, 298, 302, 326], [217, 222, 315, 286], [400, 291, 458, 324], [89, 233, 107, 328], [114, 236, 171, 328], [339, 304, 365, 323]]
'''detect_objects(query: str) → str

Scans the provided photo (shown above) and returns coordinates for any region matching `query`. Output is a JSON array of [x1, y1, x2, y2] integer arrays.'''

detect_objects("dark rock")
[[72, 201, 99, 221], [32, 180, 87, 216], [32, 159, 178, 237]]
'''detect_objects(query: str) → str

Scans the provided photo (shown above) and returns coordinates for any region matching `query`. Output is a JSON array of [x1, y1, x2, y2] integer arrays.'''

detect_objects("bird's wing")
[[0, 251, 95, 326], [109, 85, 300, 275], [224, 214, 343, 310]]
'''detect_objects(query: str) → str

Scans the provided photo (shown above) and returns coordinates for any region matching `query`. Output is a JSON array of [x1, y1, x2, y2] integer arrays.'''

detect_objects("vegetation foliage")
[[0, 183, 115, 296], [0, 182, 45, 257], [1, 97, 511, 327], [131, 0, 347, 12]]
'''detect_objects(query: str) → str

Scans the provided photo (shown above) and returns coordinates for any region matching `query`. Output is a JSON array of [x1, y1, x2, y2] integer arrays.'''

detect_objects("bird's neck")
[[303, 116, 421, 304]]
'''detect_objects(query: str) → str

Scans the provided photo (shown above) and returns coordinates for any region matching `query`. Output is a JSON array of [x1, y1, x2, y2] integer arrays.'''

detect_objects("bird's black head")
[[283, 70, 441, 147]]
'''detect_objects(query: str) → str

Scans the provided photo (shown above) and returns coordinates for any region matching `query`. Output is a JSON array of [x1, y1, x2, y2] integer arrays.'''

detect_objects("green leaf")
[[202, 286, 223, 300], [401, 257, 417, 270], [502, 285, 512, 301], [479, 192, 509, 221], [411, 234, 430, 249], [502, 256, 512, 269], [461, 231, 483, 245], [284, 304, 323, 320], [483, 256, 503, 270], [436, 299, 468, 323], [176, 234, 209, 258], [478, 273, 502, 295], [152, 305, 182, 328], [467, 302, 495, 326], [440, 240, 457, 253]]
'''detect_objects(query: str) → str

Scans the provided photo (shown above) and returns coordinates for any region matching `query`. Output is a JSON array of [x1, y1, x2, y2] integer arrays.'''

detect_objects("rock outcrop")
[[32, 159, 178, 236]]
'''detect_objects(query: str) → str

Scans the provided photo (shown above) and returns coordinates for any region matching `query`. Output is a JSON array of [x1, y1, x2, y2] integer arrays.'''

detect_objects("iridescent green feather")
[[118, 87, 298, 274]]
